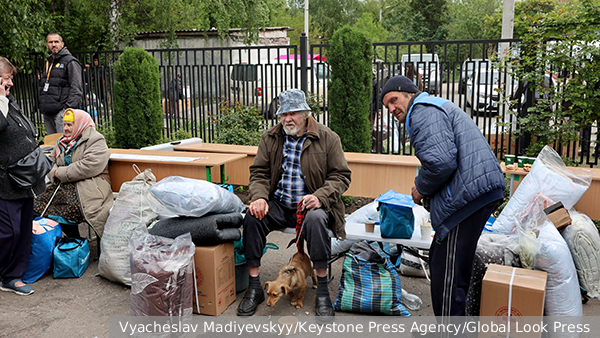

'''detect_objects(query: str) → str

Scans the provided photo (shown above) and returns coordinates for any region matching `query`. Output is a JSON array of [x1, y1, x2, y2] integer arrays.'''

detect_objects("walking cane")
[[41, 182, 61, 217]]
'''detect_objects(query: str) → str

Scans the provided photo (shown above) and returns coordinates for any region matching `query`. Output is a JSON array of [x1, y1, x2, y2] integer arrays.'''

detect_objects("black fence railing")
[[10, 39, 599, 167]]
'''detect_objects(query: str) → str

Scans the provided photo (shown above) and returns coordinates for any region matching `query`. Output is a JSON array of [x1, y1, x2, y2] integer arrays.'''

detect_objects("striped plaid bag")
[[333, 241, 411, 316]]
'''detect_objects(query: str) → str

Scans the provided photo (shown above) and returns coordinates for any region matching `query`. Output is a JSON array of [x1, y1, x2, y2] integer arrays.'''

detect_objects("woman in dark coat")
[[0, 56, 46, 296]]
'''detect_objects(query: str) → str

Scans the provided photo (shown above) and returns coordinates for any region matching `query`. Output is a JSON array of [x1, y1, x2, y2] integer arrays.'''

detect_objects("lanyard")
[[45, 60, 55, 81]]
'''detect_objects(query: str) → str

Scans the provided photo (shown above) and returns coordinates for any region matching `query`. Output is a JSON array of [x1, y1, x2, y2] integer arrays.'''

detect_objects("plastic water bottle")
[[401, 289, 423, 311]]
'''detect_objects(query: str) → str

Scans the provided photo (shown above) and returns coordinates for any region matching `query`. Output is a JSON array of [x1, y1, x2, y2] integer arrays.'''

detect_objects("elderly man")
[[39, 33, 83, 134], [238, 89, 351, 321], [380, 76, 504, 317]]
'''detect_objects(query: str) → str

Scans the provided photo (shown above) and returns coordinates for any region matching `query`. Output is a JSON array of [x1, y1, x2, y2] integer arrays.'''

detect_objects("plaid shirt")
[[274, 131, 307, 208]]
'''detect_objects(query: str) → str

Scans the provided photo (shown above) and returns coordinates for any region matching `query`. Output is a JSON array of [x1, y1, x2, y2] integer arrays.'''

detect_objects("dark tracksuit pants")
[[0, 198, 34, 284], [243, 199, 331, 270], [429, 203, 497, 317]]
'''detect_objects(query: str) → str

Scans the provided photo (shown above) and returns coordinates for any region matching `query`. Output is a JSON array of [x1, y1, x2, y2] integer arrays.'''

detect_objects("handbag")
[[334, 241, 411, 316], [376, 190, 415, 239], [2, 147, 53, 189], [53, 237, 90, 278]]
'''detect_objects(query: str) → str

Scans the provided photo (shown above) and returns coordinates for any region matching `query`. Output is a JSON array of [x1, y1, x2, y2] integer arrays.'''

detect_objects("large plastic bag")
[[148, 176, 244, 218], [512, 196, 582, 319], [129, 225, 195, 317], [492, 145, 593, 234], [535, 220, 582, 327], [98, 167, 158, 286], [562, 210, 600, 298]]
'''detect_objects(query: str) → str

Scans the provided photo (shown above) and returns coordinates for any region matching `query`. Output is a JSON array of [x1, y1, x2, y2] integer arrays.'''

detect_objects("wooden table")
[[108, 148, 246, 192], [175, 143, 424, 198], [174, 143, 257, 186]]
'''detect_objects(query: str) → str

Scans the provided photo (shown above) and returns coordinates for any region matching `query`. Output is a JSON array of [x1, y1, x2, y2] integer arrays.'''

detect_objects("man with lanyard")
[[39, 33, 83, 134], [237, 89, 351, 322], [380, 75, 504, 320]]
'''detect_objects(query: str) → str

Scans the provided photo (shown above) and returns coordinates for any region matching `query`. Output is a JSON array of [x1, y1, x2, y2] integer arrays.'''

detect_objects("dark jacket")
[[0, 95, 47, 199], [406, 92, 504, 240], [249, 116, 352, 240], [39, 47, 83, 115]]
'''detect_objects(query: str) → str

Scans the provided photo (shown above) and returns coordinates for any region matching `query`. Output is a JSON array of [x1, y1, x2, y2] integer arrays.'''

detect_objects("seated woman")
[[34, 109, 113, 238]]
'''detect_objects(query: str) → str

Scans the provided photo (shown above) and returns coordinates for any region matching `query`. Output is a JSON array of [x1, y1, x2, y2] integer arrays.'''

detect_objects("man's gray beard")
[[283, 120, 305, 136]]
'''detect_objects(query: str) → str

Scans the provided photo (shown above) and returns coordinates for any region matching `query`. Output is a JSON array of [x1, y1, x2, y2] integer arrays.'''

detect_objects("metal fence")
[[11, 38, 599, 167]]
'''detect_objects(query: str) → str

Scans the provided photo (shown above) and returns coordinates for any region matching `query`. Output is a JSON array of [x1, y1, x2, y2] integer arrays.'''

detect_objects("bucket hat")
[[276, 89, 311, 115]]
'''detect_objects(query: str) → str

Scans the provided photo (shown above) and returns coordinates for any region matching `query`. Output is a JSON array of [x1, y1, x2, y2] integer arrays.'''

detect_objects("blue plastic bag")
[[376, 190, 416, 239], [22, 217, 62, 284], [53, 237, 90, 278]]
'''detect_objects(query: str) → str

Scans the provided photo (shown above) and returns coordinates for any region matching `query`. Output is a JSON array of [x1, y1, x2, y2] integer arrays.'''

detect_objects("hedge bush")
[[112, 47, 163, 148], [328, 26, 373, 153]]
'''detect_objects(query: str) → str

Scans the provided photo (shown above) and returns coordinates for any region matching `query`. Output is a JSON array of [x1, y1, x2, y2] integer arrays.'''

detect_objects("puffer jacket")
[[0, 95, 47, 200], [39, 47, 83, 115], [47, 127, 113, 237], [249, 116, 352, 240], [406, 92, 504, 240]]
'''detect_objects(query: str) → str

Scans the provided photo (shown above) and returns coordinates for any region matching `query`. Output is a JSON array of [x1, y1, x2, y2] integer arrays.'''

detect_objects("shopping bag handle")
[[55, 237, 84, 252]]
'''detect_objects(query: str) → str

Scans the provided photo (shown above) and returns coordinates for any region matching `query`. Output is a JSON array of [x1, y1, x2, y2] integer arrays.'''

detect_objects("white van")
[[229, 58, 330, 118]]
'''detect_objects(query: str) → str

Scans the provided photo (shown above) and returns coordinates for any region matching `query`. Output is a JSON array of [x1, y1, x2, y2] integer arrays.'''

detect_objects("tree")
[[408, 0, 449, 41], [112, 47, 163, 148], [0, 0, 53, 70], [446, 0, 501, 41], [501, 0, 600, 158], [328, 26, 373, 153], [483, 0, 556, 39], [310, 0, 364, 41]]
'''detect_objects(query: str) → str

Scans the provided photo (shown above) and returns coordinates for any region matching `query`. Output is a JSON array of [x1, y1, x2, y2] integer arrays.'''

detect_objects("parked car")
[[466, 69, 515, 113], [459, 59, 492, 94], [400, 53, 442, 94]]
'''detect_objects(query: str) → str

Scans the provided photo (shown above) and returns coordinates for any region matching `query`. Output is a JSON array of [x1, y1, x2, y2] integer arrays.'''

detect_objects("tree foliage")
[[310, 0, 364, 41], [112, 47, 163, 148], [328, 26, 372, 153], [483, 0, 556, 39], [446, 0, 501, 41], [501, 0, 600, 157], [0, 0, 53, 70]]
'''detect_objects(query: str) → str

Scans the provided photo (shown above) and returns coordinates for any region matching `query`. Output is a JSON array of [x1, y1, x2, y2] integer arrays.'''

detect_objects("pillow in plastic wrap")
[[535, 220, 582, 317], [562, 211, 600, 298], [149, 212, 242, 246], [466, 233, 520, 316], [492, 146, 593, 234], [149, 176, 244, 218]]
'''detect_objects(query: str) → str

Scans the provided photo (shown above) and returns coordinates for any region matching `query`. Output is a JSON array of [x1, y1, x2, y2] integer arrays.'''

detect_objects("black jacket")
[[39, 47, 83, 115], [0, 95, 47, 199]]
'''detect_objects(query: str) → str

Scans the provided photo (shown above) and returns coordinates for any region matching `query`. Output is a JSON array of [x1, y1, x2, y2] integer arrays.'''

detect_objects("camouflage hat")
[[276, 89, 311, 115]]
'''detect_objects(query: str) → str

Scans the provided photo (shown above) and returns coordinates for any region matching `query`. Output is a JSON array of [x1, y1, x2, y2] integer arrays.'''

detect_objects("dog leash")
[[286, 201, 306, 254]]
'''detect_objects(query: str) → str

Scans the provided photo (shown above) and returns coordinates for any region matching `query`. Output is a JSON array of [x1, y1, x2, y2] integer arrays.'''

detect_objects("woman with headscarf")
[[34, 109, 113, 238], [0, 56, 46, 296]]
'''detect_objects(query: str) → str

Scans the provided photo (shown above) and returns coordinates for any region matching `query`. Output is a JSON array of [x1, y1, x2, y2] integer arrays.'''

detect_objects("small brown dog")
[[263, 251, 317, 308]]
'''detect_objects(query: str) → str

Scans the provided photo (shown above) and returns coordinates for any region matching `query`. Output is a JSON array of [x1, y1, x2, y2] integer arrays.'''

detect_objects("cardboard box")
[[480, 264, 547, 316], [480, 264, 547, 338], [192, 243, 236, 316], [544, 202, 572, 231]]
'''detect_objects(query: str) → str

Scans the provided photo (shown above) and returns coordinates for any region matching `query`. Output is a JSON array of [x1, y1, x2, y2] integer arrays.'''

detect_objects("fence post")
[[300, 33, 308, 93]]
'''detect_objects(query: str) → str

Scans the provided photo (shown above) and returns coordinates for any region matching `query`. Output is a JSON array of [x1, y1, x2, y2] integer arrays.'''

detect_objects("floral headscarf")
[[55, 109, 96, 160]]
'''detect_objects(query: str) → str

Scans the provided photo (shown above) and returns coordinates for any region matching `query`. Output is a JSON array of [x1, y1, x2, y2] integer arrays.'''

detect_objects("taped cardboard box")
[[193, 242, 236, 316], [544, 202, 572, 231], [479, 264, 547, 338]]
